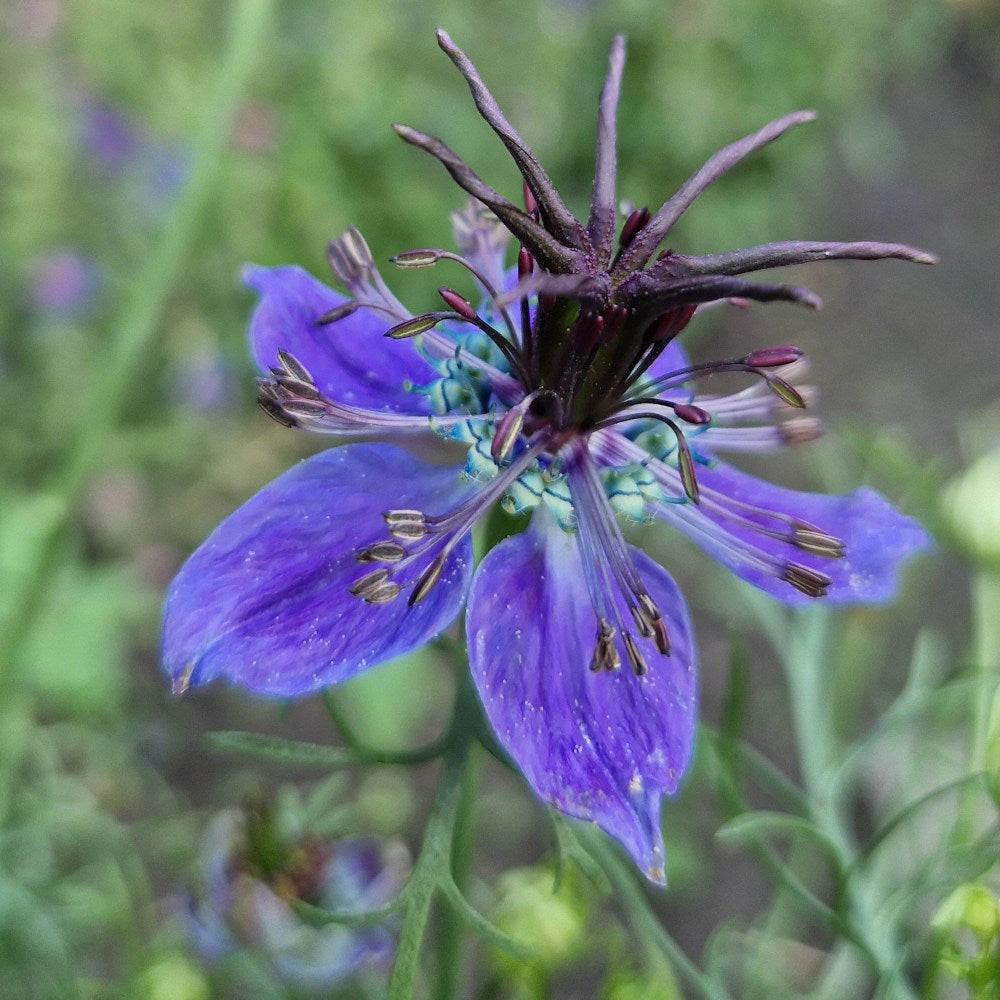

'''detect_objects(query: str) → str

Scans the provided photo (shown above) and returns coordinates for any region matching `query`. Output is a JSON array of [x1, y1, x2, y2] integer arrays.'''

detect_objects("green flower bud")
[[943, 450, 1000, 567], [931, 883, 1000, 944]]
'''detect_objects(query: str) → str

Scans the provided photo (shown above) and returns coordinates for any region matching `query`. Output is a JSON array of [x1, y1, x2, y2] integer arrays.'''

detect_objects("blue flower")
[[163, 32, 932, 882], [184, 803, 408, 992]]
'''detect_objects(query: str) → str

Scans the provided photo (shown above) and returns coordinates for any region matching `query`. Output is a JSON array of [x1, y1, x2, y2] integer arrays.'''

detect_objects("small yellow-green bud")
[[931, 883, 1000, 944], [138, 954, 210, 1000], [942, 450, 1000, 566], [491, 867, 586, 969]]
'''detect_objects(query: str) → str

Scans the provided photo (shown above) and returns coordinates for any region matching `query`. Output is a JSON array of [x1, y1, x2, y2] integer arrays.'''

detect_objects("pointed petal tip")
[[171, 661, 195, 696], [435, 27, 454, 50], [913, 249, 939, 265]]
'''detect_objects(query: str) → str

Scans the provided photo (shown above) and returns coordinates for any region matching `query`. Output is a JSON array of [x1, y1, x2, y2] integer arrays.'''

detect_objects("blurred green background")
[[1, 0, 998, 995]]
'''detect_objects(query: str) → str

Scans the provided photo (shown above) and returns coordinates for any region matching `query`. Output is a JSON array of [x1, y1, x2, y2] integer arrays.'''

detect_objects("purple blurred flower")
[[163, 32, 932, 882], [30, 248, 98, 314], [185, 804, 407, 991], [82, 100, 140, 175]]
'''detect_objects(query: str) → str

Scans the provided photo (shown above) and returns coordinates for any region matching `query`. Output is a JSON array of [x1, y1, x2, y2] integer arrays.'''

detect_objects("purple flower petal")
[[657, 460, 930, 604], [466, 511, 697, 883], [244, 265, 435, 412], [162, 445, 473, 696], [643, 338, 690, 389]]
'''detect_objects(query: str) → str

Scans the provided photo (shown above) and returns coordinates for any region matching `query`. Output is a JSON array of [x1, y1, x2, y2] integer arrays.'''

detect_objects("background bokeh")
[[1, 0, 998, 996]]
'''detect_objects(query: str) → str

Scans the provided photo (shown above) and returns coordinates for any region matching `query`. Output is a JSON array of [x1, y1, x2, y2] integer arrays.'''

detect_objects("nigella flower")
[[184, 801, 408, 991], [163, 31, 933, 882]]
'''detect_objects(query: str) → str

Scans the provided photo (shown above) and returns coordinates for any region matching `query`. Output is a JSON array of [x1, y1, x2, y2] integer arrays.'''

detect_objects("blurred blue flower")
[[184, 804, 407, 992], [81, 100, 140, 176], [29, 247, 98, 315], [163, 32, 932, 882], [167, 350, 238, 414]]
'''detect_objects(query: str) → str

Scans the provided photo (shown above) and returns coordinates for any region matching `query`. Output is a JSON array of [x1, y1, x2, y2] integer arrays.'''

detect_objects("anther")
[[348, 568, 390, 597], [522, 181, 538, 216], [438, 287, 478, 322], [383, 509, 424, 524], [363, 581, 402, 605], [276, 350, 314, 384], [383, 510, 428, 540], [622, 632, 648, 676], [385, 313, 443, 339], [258, 395, 298, 429], [355, 541, 407, 563], [518, 247, 533, 279], [791, 525, 845, 559], [619, 207, 650, 249], [391, 249, 443, 268], [590, 619, 620, 672], [326, 227, 374, 283], [779, 416, 823, 445], [764, 374, 806, 409], [274, 375, 322, 400], [672, 403, 711, 425], [279, 398, 329, 418], [647, 303, 697, 343], [783, 562, 832, 598], [676, 437, 700, 504], [408, 556, 445, 606], [491, 407, 524, 464], [629, 604, 654, 639], [316, 301, 360, 326], [745, 346, 804, 368], [651, 617, 671, 656]]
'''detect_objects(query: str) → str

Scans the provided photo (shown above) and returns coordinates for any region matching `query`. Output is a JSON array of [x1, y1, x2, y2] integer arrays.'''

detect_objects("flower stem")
[[583, 830, 732, 1000], [0, 0, 274, 683], [775, 606, 916, 999], [387, 674, 480, 1000], [970, 568, 1000, 769]]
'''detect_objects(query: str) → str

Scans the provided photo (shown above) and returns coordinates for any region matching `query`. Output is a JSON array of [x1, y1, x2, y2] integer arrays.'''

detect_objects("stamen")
[[763, 374, 806, 409], [490, 406, 525, 464], [622, 631, 648, 676], [565, 439, 670, 667], [783, 563, 832, 598], [355, 541, 406, 563], [315, 301, 361, 326], [365, 582, 403, 604], [408, 555, 445, 607], [619, 207, 650, 251], [779, 417, 823, 445], [390, 249, 444, 268], [384, 518, 427, 541], [792, 524, 845, 558], [596, 431, 845, 599], [590, 619, 620, 672], [745, 346, 804, 368], [348, 568, 391, 597], [385, 313, 446, 339]]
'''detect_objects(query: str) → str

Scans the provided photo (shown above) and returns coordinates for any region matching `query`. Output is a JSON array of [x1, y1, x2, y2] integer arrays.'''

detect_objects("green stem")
[[777, 609, 916, 999], [387, 676, 479, 1000], [583, 831, 732, 1000], [0, 0, 274, 682], [970, 568, 1000, 769], [434, 739, 479, 1000]]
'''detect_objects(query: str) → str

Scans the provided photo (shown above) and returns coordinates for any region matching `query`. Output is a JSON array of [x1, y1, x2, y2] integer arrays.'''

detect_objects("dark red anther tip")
[[649, 303, 697, 342], [673, 403, 711, 425], [522, 181, 538, 216], [518, 247, 534, 279], [438, 287, 477, 321], [619, 207, 650, 249], [746, 346, 803, 368]]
